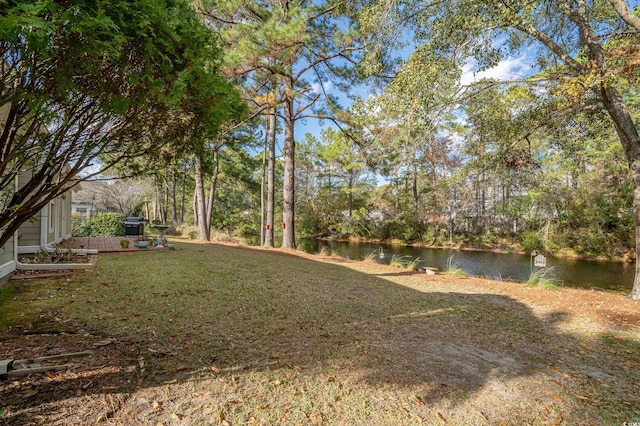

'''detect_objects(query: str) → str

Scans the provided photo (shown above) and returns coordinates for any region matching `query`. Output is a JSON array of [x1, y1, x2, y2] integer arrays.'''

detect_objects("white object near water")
[[534, 254, 547, 268]]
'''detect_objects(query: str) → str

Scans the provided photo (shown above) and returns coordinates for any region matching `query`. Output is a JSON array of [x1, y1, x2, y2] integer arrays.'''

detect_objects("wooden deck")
[[57, 237, 151, 252]]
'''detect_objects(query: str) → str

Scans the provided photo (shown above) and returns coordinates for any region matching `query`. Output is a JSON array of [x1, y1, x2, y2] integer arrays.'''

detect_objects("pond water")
[[245, 236, 634, 292]]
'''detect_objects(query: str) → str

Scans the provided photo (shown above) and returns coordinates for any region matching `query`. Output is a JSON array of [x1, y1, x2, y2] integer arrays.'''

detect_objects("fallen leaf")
[[218, 411, 230, 425], [175, 365, 188, 372], [551, 394, 564, 403], [409, 395, 425, 406], [22, 389, 39, 398], [475, 411, 488, 421], [248, 418, 260, 426], [209, 366, 220, 373], [309, 412, 323, 423]]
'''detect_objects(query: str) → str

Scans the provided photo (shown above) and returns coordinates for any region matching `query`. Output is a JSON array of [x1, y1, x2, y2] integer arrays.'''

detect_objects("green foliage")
[[406, 257, 421, 271], [0, 0, 242, 249], [0, 285, 13, 328], [234, 224, 255, 236], [443, 255, 468, 277], [319, 246, 331, 256], [520, 231, 543, 254], [389, 254, 407, 268], [297, 213, 316, 238], [526, 268, 561, 290], [362, 251, 377, 262], [73, 213, 126, 237], [575, 230, 609, 256]]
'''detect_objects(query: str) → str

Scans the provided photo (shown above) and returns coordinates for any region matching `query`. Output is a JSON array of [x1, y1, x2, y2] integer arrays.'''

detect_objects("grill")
[[124, 217, 146, 236]]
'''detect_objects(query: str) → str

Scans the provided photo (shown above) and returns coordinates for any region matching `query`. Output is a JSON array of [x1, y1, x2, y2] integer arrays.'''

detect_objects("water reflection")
[[245, 236, 633, 292]]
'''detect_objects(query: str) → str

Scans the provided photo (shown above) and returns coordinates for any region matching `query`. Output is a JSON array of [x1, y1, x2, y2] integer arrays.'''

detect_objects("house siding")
[[18, 217, 40, 247], [0, 234, 16, 284], [16, 168, 43, 250], [0, 234, 14, 265]]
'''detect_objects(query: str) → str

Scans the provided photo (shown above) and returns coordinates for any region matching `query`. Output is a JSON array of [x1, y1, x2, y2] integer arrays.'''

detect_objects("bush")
[[73, 212, 125, 236], [576, 230, 608, 256], [520, 231, 543, 253], [297, 212, 316, 238]]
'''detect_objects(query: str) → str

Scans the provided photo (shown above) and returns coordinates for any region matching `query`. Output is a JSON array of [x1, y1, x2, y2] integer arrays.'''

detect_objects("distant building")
[[71, 180, 108, 220]]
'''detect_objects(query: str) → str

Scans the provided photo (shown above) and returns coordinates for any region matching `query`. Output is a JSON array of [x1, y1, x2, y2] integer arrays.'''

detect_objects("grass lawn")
[[1, 240, 639, 425]]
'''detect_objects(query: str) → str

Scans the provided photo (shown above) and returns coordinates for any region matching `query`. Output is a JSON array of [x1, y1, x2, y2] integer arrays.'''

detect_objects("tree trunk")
[[162, 176, 169, 223], [348, 169, 354, 217], [600, 84, 640, 299], [180, 161, 187, 224], [260, 117, 267, 246], [171, 171, 178, 223], [193, 190, 198, 226], [194, 156, 210, 241], [281, 91, 296, 249], [265, 105, 276, 247], [206, 149, 220, 235], [412, 160, 418, 213]]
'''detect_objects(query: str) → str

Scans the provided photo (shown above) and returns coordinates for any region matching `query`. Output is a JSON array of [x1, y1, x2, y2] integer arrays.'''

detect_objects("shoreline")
[[315, 235, 636, 264]]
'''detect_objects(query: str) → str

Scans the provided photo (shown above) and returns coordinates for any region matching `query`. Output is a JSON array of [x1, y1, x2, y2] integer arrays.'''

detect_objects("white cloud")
[[460, 54, 530, 86], [311, 80, 333, 95]]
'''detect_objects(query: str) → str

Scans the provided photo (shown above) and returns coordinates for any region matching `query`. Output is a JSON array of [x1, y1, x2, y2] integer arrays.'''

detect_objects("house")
[[71, 180, 108, 220], [0, 234, 16, 285], [0, 170, 78, 284], [16, 169, 75, 254], [0, 105, 79, 283]]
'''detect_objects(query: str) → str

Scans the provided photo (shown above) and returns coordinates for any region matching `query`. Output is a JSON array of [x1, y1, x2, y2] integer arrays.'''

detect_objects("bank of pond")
[[246, 236, 634, 293]]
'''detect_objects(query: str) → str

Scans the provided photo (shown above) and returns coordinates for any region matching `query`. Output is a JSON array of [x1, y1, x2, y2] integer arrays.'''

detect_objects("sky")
[[290, 51, 536, 151]]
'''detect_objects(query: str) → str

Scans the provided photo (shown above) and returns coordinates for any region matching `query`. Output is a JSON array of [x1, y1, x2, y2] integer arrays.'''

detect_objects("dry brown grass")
[[1, 240, 639, 425]]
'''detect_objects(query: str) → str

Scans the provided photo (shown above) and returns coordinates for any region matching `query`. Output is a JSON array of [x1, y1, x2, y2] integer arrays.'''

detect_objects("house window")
[[76, 207, 87, 215]]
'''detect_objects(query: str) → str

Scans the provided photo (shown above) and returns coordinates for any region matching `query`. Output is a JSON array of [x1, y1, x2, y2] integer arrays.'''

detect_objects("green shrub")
[[520, 230, 543, 253], [73, 212, 125, 237], [576, 230, 608, 256], [234, 223, 254, 236], [297, 212, 316, 238]]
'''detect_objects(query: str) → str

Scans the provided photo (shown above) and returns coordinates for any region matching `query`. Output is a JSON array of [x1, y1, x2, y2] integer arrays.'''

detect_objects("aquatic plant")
[[443, 255, 468, 277], [526, 268, 561, 290]]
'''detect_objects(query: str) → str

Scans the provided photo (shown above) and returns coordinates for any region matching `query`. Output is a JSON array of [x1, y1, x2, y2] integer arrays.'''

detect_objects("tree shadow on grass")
[[1, 242, 639, 424]]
